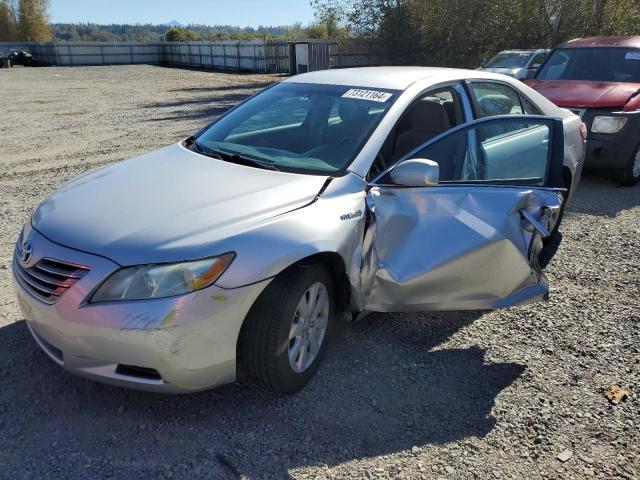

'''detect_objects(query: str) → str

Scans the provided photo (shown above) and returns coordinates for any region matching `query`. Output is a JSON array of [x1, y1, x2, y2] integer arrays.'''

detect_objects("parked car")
[[525, 36, 640, 185], [14, 67, 585, 394], [478, 49, 550, 80], [2, 49, 33, 66]]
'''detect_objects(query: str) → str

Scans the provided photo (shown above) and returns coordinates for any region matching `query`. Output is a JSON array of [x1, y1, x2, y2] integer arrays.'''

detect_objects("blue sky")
[[50, 0, 316, 27]]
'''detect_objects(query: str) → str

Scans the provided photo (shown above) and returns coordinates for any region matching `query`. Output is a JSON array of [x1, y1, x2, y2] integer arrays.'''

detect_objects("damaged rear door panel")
[[360, 116, 565, 312]]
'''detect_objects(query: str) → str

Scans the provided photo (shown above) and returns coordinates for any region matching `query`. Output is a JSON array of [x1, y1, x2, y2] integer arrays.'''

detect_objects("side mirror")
[[389, 159, 439, 187]]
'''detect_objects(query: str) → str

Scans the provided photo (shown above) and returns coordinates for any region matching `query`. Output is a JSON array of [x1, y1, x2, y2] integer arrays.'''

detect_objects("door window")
[[529, 52, 547, 69], [469, 82, 525, 117], [410, 117, 557, 186], [520, 95, 541, 115]]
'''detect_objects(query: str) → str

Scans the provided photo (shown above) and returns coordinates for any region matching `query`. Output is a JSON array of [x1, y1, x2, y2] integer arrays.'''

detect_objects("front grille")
[[13, 253, 90, 304]]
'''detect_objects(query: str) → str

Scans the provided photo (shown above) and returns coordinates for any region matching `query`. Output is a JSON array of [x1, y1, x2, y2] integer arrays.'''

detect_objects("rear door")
[[360, 116, 565, 312]]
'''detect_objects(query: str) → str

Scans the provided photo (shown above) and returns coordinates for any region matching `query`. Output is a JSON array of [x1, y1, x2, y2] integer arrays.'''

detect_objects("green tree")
[[312, 0, 640, 67], [0, 0, 19, 41], [165, 26, 200, 41], [18, 0, 51, 41]]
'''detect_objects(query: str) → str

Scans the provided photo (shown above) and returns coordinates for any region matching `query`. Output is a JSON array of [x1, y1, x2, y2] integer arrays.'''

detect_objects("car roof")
[[283, 66, 527, 90], [498, 49, 549, 54], [558, 36, 640, 48]]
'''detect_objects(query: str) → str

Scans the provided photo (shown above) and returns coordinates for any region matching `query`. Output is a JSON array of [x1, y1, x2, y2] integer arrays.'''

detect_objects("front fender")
[[214, 173, 368, 298]]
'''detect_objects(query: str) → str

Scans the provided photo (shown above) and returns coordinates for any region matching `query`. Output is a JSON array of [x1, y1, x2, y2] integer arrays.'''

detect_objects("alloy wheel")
[[288, 282, 330, 373]]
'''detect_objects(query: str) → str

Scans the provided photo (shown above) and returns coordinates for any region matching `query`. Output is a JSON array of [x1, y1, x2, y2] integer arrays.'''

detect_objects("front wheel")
[[614, 145, 640, 187], [237, 264, 334, 393]]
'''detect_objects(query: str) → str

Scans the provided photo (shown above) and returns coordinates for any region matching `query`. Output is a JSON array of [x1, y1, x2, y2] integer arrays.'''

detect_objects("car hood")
[[32, 143, 329, 265], [525, 79, 640, 109]]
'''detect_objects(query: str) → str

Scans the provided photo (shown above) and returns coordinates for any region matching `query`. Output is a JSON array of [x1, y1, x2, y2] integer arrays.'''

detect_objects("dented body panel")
[[360, 186, 561, 312], [15, 227, 272, 393], [13, 67, 583, 393]]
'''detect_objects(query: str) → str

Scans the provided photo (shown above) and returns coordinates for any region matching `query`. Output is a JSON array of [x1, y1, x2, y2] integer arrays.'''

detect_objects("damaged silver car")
[[13, 67, 585, 393]]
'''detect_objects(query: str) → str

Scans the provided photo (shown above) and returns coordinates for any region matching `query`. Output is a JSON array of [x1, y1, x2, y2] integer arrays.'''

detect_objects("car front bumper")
[[571, 109, 640, 169], [13, 227, 271, 393]]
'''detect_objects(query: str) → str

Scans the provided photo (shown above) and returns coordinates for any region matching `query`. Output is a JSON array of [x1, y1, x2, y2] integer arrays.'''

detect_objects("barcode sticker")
[[625, 51, 640, 60], [342, 89, 393, 102]]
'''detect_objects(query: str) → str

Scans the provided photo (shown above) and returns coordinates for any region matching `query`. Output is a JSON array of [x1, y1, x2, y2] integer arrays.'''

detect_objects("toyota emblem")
[[21, 240, 33, 265]]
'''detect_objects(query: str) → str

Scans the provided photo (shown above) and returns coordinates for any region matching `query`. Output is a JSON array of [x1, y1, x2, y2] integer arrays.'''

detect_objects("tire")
[[543, 189, 567, 245], [614, 144, 640, 187], [237, 263, 334, 393]]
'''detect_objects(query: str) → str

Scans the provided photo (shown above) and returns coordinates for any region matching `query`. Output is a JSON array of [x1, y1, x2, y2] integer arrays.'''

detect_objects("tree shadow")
[[142, 93, 254, 122], [168, 83, 275, 94], [141, 81, 274, 122], [0, 309, 524, 478]]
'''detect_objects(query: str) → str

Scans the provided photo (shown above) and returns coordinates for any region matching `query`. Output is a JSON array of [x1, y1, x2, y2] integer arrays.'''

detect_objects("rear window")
[[537, 47, 640, 83]]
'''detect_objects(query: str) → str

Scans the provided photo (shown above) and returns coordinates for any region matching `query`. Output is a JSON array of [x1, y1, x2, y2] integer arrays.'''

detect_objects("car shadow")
[[0, 309, 524, 478], [539, 231, 562, 269], [567, 169, 639, 218]]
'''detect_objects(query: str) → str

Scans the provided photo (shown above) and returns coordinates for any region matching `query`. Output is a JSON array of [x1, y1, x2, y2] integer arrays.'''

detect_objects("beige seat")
[[393, 101, 450, 161]]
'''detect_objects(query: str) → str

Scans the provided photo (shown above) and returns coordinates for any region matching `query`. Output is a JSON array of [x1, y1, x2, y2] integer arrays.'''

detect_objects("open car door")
[[360, 116, 565, 312]]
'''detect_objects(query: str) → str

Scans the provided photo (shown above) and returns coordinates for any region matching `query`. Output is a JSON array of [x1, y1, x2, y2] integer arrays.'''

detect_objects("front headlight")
[[591, 116, 627, 134], [91, 253, 235, 302]]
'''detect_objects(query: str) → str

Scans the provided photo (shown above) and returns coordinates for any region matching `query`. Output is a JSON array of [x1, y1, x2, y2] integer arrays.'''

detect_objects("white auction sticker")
[[625, 51, 640, 60], [342, 89, 393, 102]]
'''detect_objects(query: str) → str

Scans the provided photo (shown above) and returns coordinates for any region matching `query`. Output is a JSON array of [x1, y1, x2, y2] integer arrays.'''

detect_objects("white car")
[[14, 67, 585, 394]]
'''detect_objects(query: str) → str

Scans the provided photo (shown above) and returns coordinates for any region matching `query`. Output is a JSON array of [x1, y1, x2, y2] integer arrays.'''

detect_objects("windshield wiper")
[[221, 153, 280, 171], [185, 136, 224, 159], [185, 137, 279, 171]]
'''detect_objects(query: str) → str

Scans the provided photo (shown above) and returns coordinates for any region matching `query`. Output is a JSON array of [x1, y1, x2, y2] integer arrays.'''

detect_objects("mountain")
[[165, 20, 185, 28]]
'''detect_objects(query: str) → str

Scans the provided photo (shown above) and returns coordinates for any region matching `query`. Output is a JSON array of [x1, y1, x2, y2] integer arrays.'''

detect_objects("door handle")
[[520, 209, 550, 238]]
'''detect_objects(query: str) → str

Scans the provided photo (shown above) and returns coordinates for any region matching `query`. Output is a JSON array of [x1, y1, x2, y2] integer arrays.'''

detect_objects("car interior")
[[368, 87, 464, 179], [222, 93, 389, 170]]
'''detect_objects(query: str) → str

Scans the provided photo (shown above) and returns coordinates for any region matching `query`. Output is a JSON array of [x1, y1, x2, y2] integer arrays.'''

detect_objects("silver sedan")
[[14, 67, 585, 393]]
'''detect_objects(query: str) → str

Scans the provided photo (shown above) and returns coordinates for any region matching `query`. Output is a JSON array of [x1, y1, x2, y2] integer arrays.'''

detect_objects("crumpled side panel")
[[360, 186, 561, 312]]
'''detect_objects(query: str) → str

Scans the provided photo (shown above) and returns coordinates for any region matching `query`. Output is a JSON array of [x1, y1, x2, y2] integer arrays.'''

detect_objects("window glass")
[[520, 95, 541, 115], [410, 119, 551, 185], [228, 96, 311, 135], [483, 52, 532, 68], [197, 82, 398, 174], [469, 82, 524, 117], [537, 48, 640, 82], [529, 52, 548, 68]]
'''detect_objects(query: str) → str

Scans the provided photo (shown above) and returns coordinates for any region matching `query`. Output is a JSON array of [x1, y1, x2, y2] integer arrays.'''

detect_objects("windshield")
[[194, 82, 398, 174], [537, 48, 640, 82], [483, 52, 532, 68]]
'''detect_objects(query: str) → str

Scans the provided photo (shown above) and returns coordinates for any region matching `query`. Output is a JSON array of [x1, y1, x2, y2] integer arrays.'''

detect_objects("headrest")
[[411, 101, 450, 133]]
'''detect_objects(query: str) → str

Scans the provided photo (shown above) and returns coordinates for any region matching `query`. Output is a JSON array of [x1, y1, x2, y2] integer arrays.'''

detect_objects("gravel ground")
[[0, 65, 638, 480]]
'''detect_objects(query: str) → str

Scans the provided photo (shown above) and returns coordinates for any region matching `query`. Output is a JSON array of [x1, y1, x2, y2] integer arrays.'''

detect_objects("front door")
[[360, 116, 565, 312]]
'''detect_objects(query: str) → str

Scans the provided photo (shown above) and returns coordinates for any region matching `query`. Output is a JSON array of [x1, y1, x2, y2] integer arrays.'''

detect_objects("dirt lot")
[[0, 65, 638, 480]]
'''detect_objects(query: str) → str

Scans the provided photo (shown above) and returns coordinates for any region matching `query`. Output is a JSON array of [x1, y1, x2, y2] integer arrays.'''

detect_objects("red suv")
[[526, 37, 640, 185]]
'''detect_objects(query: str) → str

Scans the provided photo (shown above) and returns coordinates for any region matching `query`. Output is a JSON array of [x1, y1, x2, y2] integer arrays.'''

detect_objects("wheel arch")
[[234, 251, 350, 379]]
